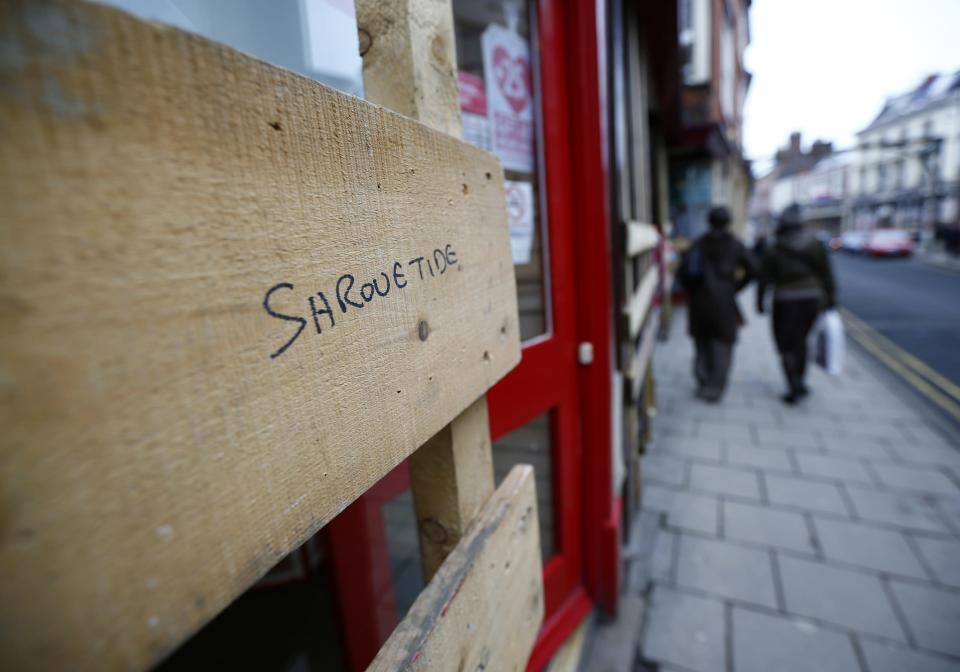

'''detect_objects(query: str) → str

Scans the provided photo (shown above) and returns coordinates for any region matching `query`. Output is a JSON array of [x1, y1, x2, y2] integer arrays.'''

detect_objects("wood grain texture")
[[409, 397, 495, 579], [368, 465, 544, 672], [0, 1, 519, 669], [356, 0, 462, 138]]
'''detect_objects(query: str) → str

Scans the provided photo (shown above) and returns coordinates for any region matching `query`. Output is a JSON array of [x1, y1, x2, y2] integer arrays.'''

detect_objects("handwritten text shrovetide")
[[262, 244, 459, 359]]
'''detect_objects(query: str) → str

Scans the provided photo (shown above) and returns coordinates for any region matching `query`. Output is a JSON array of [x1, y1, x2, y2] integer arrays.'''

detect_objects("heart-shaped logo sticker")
[[492, 47, 531, 115]]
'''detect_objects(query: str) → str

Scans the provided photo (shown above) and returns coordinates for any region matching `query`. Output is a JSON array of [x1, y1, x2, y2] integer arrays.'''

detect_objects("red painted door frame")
[[563, 0, 620, 617]]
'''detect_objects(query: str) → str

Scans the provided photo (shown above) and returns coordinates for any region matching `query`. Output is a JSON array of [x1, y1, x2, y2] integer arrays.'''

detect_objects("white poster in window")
[[481, 24, 535, 173], [505, 180, 535, 264]]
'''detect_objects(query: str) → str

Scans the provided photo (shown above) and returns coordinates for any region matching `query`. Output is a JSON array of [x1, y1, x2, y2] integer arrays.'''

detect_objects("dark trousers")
[[694, 338, 734, 400], [772, 298, 821, 395]]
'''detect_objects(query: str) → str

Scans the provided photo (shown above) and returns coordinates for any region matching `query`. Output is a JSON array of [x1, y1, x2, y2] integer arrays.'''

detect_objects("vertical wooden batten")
[[356, 0, 499, 583]]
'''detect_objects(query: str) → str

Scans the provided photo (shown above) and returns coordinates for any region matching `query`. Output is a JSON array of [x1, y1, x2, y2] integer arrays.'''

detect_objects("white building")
[[770, 153, 855, 234], [851, 72, 960, 233]]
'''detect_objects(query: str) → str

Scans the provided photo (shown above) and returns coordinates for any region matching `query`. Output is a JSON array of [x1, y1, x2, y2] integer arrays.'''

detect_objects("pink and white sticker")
[[481, 24, 535, 173]]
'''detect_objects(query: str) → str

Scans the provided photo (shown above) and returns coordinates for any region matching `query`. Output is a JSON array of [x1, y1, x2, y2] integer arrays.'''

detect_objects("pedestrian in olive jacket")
[[756, 205, 837, 404], [681, 206, 757, 402]]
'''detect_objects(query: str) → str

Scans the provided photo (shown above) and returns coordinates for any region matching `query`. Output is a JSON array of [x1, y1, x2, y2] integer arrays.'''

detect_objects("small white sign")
[[504, 180, 535, 264], [481, 24, 535, 173]]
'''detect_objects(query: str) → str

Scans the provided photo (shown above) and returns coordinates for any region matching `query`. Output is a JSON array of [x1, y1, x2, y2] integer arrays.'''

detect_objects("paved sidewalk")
[[639, 302, 960, 672]]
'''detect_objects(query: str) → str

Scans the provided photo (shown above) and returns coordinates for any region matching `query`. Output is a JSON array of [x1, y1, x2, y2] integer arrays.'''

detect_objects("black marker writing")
[[264, 283, 307, 359], [263, 243, 460, 358], [336, 274, 364, 312], [309, 292, 335, 334], [409, 256, 426, 280], [373, 272, 390, 297], [393, 261, 407, 288], [433, 248, 447, 274]]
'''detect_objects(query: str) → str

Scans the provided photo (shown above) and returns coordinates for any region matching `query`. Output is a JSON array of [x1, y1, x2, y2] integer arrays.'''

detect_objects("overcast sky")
[[743, 0, 960, 173]]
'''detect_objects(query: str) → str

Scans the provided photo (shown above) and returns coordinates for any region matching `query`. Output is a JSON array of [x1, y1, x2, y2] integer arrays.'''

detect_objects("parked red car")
[[864, 230, 914, 257]]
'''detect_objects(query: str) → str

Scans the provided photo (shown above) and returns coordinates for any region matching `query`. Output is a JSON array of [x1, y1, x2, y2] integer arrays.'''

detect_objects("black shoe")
[[781, 392, 800, 405], [700, 387, 723, 403]]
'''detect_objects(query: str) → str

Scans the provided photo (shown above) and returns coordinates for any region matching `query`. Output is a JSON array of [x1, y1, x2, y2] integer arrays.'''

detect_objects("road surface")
[[832, 253, 960, 410]]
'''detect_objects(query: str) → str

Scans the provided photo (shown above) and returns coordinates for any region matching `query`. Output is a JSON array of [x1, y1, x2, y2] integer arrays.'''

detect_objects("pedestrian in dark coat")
[[756, 205, 837, 404], [681, 206, 757, 402]]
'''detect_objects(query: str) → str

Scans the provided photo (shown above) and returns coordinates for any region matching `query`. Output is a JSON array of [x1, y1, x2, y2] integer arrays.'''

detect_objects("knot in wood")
[[418, 320, 430, 341], [358, 28, 372, 56], [420, 518, 448, 544], [430, 34, 447, 66]]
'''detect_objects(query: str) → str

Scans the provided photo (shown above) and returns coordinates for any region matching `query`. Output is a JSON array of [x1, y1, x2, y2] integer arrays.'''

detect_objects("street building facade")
[[852, 71, 960, 239], [670, 0, 753, 240], [752, 72, 960, 249]]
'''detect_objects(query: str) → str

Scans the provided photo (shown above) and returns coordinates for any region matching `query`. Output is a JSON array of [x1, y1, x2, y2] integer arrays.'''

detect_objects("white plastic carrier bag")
[[813, 309, 845, 376]]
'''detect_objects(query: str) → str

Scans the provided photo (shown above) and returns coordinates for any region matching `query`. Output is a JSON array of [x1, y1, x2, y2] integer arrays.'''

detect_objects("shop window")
[[99, 0, 364, 96], [453, 0, 550, 342]]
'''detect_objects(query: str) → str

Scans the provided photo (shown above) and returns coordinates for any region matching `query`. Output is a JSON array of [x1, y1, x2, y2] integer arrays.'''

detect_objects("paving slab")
[[887, 443, 960, 469], [675, 535, 777, 608], [897, 424, 960, 452], [755, 426, 822, 450], [654, 437, 724, 463], [846, 485, 952, 534], [643, 485, 720, 535], [813, 516, 928, 579], [726, 444, 793, 472], [650, 529, 677, 583], [697, 419, 754, 443], [765, 473, 851, 516], [689, 462, 762, 500], [724, 500, 816, 554], [794, 452, 875, 485], [731, 607, 860, 672], [778, 554, 906, 641], [889, 580, 960, 657], [641, 454, 688, 488], [870, 462, 960, 497], [642, 585, 725, 672], [859, 639, 960, 672], [820, 434, 898, 459], [911, 535, 960, 589]]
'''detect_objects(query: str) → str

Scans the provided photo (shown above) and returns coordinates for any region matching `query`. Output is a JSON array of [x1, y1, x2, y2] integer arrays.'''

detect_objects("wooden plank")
[[628, 309, 660, 400], [626, 220, 660, 257], [0, 1, 520, 669], [368, 465, 544, 672], [356, 0, 462, 138], [625, 265, 659, 338], [409, 397, 494, 578], [357, 0, 500, 583]]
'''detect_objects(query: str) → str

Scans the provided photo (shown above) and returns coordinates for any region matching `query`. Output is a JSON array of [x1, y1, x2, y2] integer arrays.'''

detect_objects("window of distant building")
[[877, 163, 887, 192], [719, 9, 735, 120], [679, 0, 710, 84], [678, 0, 693, 81]]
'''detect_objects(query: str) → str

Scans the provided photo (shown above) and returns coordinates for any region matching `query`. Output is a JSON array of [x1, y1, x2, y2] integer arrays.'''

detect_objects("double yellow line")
[[840, 307, 960, 422]]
